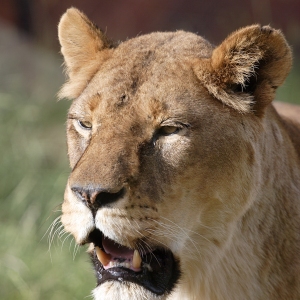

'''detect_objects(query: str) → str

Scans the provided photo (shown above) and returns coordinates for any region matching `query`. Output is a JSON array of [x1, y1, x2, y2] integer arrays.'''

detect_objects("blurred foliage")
[[0, 23, 299, 300], [0, 25, 94, 300], [277, 60, 300, 105]]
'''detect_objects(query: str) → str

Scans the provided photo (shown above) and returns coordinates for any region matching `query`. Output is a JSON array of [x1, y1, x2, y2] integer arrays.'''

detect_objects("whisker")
[[50, 223, 65, 245], [147, 218, 206, 261], [159, 217, 205, 256], [43, 216, 61, 240], [47, 216, 64, 253], [61, 232, 73, 251], [73, 243, 80, 260]]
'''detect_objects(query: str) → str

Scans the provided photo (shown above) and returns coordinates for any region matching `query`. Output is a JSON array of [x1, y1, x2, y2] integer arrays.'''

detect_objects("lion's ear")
[[196, 25, 292, 115], [58, 7, 113, 99]]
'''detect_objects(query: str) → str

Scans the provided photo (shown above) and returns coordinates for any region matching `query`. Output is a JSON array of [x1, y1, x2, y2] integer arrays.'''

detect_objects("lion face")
[[58, 8, 293, 300]]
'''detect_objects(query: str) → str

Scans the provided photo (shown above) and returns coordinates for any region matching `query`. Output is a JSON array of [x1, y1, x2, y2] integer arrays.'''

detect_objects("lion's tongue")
[[95, 236, 142, 271], [102, 236, 133, 259]]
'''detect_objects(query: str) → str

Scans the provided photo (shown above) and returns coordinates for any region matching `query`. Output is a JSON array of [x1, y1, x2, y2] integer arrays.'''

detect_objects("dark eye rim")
[[156, 122, 191, 137], [77, 119, 92, 130], [156, 126, 181, 136]]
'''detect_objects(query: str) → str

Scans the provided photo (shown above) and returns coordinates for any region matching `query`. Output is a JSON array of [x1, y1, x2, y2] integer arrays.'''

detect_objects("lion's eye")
[[78, 120, 92, 130], [157, 126, 180, 136]]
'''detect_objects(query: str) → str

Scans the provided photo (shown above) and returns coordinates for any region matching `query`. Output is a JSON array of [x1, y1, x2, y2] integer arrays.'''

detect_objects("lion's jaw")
[[58, 7, 298, 300], [62, 156, 260, 300]]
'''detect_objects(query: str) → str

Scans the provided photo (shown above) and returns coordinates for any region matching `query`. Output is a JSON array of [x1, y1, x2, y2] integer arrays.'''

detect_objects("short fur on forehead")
[[58, 8, 292, 116]]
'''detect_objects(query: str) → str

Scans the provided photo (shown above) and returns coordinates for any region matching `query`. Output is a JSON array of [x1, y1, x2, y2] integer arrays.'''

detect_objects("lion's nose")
[[71, 186, 125, 210]]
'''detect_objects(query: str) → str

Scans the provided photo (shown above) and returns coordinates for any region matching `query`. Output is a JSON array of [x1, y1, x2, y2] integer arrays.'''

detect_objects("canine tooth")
[[132, 250, 142, 269], [95, 246, 111, 266]]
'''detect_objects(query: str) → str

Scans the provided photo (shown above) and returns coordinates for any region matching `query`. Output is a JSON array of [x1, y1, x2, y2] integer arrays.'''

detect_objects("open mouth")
[[87, 229, 181, 296]]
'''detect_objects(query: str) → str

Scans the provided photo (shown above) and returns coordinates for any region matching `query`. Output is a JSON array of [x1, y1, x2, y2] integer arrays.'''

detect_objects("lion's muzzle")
[[67, 176, 181, 296], [87, 229, 181, 296]]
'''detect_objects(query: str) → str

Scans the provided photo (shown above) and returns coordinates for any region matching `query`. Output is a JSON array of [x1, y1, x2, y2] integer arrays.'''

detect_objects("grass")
[[0, 91, 95, 300], [0, 24, 299, 300], [277, 60, 300, 105], [0, 25, 94, 300]]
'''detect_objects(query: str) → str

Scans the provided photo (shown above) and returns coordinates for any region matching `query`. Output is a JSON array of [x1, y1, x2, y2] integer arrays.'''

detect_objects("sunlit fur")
[[57, 8, 300, 300]]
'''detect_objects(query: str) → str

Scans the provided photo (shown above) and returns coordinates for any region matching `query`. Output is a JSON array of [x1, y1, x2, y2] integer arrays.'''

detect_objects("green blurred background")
[[1, 1, 299, 299]]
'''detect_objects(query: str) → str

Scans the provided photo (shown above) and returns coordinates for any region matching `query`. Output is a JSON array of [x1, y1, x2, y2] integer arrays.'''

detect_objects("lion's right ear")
[[195, 25, 292, 115], [58, 8, 114, 99]]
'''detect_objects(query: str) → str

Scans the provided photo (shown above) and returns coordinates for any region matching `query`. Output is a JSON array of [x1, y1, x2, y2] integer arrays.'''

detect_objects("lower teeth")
[[108, 261, 131, 269], [107, 260, 152, 272]]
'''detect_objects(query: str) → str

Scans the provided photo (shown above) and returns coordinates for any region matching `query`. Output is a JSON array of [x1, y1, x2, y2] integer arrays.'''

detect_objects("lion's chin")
[[88, 229, 181, 297], [92, 281, 168, 300]]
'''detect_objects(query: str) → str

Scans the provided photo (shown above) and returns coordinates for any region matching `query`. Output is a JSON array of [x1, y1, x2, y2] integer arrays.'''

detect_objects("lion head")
[[58, 8, 299, 300]]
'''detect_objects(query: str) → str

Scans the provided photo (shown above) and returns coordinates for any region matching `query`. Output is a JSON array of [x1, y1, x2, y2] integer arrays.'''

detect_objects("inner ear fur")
[[196, 25, 292, 115], [58, 7, 114, 100]]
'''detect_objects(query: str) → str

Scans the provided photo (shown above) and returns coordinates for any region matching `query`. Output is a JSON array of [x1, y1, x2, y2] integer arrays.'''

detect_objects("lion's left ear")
[[196, 25, 292, 115], [58, 8, 114, 99]]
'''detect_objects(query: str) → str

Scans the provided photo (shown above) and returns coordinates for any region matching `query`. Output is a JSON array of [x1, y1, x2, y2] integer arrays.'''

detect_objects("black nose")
[[71, 186, 125, 211]]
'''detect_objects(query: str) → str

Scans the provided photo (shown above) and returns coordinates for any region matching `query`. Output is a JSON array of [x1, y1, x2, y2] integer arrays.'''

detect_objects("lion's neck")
[[205, 126, 300, 300], [170, 114, 300, 300], [172, 201, 300, 300]]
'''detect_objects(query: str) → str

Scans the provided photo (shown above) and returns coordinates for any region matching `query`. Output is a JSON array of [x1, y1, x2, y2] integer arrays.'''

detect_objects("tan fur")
[[58, 8, 300, 300]]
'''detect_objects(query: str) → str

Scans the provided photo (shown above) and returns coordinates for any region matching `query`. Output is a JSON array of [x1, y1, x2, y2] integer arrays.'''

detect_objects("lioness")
[[58, 8, 300, 300]]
